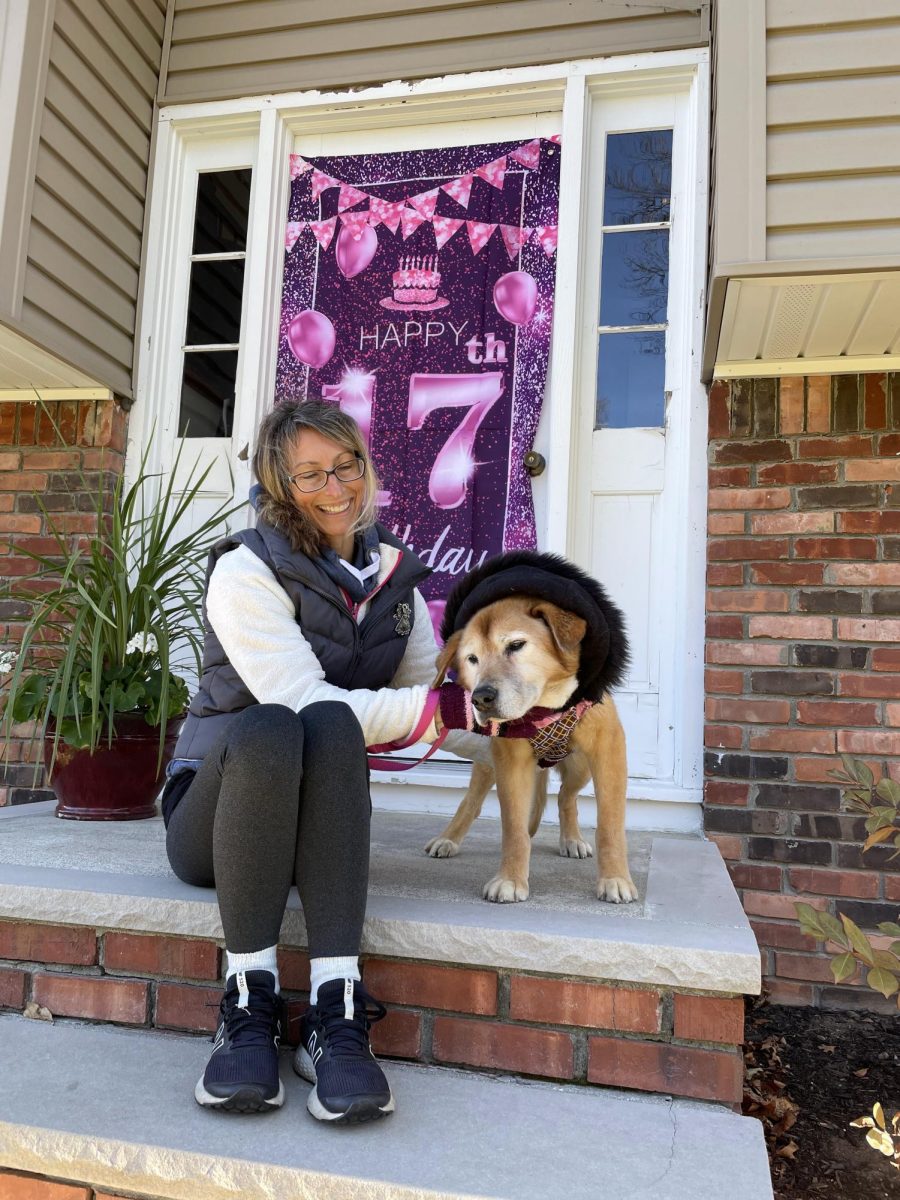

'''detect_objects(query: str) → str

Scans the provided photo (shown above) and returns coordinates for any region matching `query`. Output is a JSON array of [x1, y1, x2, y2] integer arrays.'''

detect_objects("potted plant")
[[1, 439, 240, 819]]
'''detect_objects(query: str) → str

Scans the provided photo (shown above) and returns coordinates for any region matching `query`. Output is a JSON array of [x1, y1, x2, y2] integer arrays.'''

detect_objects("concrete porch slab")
[[0, 808, 760, 994], [0, 1013, 773, 1200]]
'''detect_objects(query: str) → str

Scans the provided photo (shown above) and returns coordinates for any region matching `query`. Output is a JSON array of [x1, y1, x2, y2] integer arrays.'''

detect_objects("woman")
[[161, 399, 491, 1125]]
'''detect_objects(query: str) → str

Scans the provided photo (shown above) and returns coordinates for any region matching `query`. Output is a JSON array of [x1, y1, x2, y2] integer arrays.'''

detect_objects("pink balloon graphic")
[[493, 270, 538, 326], [287, 310, 336, 369], [335, 223, 378, 279]]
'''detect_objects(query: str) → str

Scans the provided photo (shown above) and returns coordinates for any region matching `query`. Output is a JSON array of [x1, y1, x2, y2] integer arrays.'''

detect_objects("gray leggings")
[[165, 702, 371, 958]]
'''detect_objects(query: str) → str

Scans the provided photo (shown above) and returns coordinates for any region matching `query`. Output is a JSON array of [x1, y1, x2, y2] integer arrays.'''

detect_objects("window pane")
[[602, 130, 673, 226], [179, 351, 238, 437], [596, 331, 665, 428], [193, 169, 252, 254], [185, 259, 245, 346], [599, 229, 669, 326]]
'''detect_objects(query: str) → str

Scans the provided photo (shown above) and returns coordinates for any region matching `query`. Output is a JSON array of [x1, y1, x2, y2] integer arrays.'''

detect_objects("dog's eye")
[[506, 640, 526, 654], [466, 654, 479, 665]]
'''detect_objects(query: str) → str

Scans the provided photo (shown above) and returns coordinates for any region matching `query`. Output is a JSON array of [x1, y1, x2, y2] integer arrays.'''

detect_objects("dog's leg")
[[425, 761, 495, 857], [556, 753, 593, 859], [527, 768, 549, 838], [581, 700, 637, 902], [484, 739, 536, 903]]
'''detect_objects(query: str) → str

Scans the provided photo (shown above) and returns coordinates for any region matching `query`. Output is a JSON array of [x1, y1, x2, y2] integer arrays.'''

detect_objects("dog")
[[425, 551, 637, 906]]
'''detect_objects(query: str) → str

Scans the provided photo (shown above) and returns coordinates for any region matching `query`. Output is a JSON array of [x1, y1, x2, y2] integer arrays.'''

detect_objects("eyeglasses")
[[288, 454, 366, 493]]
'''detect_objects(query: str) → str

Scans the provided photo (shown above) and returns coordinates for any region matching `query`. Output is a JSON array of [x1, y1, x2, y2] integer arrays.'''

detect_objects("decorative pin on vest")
[[393, 602, 412, 636]]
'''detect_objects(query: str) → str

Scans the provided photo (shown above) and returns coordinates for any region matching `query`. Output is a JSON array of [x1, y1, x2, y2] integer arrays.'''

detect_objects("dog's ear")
[[529, 602, 587, 657], [432, 630, 462, 686]]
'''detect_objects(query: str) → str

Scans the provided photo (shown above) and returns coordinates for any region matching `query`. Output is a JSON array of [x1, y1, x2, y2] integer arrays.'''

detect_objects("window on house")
[[595, 130, 673, 429], [179, 169, 252, 437]]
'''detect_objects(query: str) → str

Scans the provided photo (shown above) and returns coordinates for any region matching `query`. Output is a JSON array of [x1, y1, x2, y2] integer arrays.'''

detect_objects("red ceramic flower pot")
[[45, 715, 182, 821]]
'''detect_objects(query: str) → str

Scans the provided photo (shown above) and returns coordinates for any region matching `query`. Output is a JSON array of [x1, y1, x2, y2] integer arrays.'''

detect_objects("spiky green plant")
[[1, 436, 243, 773]]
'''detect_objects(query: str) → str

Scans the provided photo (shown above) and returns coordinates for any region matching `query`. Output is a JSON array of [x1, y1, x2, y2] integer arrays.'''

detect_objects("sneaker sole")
[[194, 1075, 285, 1113], [293, 1047, 395, 1124]]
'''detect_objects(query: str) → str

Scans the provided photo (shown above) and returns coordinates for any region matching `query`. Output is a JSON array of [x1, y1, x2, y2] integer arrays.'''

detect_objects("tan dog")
[[426, 595, 637, 905]]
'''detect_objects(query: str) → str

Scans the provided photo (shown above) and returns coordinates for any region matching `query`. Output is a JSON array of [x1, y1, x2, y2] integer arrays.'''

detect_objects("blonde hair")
[[253, 400, 379, 557]]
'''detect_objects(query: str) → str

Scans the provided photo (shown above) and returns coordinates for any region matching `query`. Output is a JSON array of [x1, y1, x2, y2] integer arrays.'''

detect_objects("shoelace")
[[209, 989, 280, 1050], [303, 989, 387, 1059]]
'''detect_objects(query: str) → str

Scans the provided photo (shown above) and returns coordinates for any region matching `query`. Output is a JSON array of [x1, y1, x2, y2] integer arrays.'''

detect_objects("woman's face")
[[286, 429, 366, 557]]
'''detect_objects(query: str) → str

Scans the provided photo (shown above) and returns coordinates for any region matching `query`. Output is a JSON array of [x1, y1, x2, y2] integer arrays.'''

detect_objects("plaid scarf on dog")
[[478, 699, 595, 768]]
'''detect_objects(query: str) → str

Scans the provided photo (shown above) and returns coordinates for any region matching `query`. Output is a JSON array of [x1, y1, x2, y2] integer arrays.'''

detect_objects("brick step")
[[0, 805, 760, 1105], [0, 1013, 773, 1200]]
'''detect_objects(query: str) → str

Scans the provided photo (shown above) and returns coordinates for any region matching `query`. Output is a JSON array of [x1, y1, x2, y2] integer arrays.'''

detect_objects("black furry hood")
[[440, 550, 630, 705]]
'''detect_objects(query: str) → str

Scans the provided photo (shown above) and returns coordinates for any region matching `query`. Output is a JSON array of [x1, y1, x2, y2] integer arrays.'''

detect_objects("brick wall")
[[0, 919, 745, 1104], [705, 373, 900, 1010], [0, 398, 128, 807]]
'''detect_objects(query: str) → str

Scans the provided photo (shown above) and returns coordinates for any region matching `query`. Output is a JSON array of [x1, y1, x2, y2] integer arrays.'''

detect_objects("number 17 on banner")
[[408, 373, 504, 510]]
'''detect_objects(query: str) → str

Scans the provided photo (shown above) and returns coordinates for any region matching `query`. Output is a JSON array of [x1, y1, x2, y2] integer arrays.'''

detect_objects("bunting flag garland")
[[440, 174, 474, 209], [432, 214, 465, 250], [509, 140, 541, 170], [499, 223, 532, 260], [338, 182, 370, 212], [289, 154, 312, 179], [369, 196, 405, 233], [466, 220, 497, 255], [548, 133, 561, 144], [285, 221, 305, 251], [339, 211, 371, 239], [400, 208, 427, 240], [534, 225, 558, 256], [474, 156, 507, 190], [406, 188, 440, 222], [311, 169, 340, 200], [309, 216, 337, 251]]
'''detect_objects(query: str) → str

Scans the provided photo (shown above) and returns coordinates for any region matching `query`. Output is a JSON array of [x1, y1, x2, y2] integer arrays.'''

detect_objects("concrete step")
[[0, 1013, 773, 1200]]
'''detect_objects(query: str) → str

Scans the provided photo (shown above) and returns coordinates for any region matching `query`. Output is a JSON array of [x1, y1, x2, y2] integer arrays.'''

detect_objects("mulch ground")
[[743, 998, 900, 1198]]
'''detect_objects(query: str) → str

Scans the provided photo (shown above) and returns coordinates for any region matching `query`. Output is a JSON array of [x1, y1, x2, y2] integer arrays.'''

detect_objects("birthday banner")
[[275, 137, 561, 632]]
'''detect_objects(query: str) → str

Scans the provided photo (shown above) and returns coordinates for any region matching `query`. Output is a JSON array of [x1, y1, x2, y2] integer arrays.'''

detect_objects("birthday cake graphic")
[[380, 255, 449, 312]]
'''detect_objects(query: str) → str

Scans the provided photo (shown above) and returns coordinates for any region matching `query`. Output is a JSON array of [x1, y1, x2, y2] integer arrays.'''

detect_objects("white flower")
[[0, 650, 18, 675], [125, 632, 158, 656]]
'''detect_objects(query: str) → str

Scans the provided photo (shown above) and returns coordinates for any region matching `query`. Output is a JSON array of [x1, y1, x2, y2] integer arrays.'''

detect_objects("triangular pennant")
[[400, 207, 426, 240], [509, 140, 541, 170], [289, 154, 312, 179], [284, 221, 306, 251], [407, 188, 440, 222], [548, 133, 562, 144], [311, 169, 340, 200], [466, 220, 497, 255], [440, 174, 474, 210], [499, 224, 532, 261], [339, 210, 371, 240], [309, 216, 337, 251], [337, 182, 370, 212], [432, 215, 464, 250], [474, 156, 507, 190], [369, 196, 405, 234], [534, 225, 558, 256]]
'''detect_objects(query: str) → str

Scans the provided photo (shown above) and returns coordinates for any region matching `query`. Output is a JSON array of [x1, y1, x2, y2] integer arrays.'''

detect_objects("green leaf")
[[877, 921, 900, 938], [841, 914, 876, 967], [872, 949, 900, 973], [831, 952, 856, 983], [796, 903, 825, 938], [875, 777, 900, 807], [854, 759, 874, 788], [819, 912, 850, 948]]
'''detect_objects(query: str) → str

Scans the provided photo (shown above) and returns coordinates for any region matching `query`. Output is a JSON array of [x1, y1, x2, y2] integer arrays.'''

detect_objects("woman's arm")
[[206, 545, 433, 748]]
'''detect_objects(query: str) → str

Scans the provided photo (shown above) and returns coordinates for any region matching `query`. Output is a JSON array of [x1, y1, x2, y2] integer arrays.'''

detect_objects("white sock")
[[226, 945, 280, 992], [309, 956, 360, 1004]]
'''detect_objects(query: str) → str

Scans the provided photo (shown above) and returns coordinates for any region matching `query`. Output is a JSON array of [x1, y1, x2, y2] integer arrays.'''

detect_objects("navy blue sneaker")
[[293, 978, 394, 1123], [195, 970, 284, 1112]]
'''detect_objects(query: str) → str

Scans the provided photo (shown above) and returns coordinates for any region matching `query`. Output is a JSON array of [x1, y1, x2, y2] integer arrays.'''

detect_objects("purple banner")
[[275, 137, 561, 631]]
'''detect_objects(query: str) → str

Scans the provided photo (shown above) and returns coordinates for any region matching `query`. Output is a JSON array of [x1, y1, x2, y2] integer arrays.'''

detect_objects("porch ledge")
[[0, 807, 760, 995]]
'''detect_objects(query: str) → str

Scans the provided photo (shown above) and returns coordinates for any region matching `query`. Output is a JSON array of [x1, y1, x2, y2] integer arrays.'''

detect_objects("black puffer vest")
[[173, 519, 431, 761]]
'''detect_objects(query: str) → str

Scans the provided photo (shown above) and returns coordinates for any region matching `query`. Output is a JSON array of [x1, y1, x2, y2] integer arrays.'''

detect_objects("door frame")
[[128, 48, 709, 828]]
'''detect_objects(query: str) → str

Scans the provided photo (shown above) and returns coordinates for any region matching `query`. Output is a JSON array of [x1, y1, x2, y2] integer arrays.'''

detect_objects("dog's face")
[[434, 597, 586, 722]]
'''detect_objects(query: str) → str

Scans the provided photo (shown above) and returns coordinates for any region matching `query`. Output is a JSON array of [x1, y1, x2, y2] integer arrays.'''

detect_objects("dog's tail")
[[528, 769, 550, 838]]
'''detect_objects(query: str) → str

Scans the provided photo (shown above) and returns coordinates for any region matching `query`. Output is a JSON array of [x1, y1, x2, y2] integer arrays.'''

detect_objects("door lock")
[[523, 450, 546, 477]]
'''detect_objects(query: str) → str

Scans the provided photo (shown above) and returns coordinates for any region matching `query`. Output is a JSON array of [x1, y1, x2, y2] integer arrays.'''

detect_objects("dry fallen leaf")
[[853, 1068, 869, 1078], [22, 1001, 52, 1023], [775, 1141, 799, 1160], [818, 1044, 836, 1053]]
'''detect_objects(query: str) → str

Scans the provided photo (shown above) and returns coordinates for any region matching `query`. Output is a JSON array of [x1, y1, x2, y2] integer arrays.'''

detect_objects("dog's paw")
[[425, 836, 460, 858], [483, 875, 529, 903], [560, 836, 593, 859], [597, 875, 638, 903]]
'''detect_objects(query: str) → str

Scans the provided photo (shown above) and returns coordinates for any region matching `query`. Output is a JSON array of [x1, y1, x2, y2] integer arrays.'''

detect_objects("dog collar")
[[483, 699, 595, 768]]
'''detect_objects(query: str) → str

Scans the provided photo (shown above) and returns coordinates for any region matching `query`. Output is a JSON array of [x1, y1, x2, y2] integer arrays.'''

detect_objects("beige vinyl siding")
[[765, 1, 900, 261], [161, 0, 707, 104], [20, 0, 166, 398]]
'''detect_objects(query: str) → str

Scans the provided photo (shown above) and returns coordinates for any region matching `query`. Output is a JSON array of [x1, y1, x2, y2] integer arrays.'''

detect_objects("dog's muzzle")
[[471, 684, 499, 715]]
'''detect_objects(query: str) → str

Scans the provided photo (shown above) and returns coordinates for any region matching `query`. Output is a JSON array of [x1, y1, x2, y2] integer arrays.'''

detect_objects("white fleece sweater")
[[205, 542, 490, 764]]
